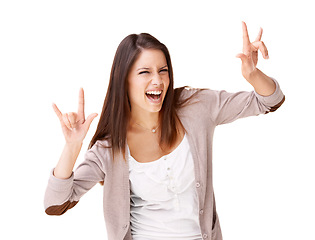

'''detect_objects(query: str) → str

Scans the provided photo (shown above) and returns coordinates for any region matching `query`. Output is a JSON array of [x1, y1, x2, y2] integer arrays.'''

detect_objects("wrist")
[[64, 142, 83, 160], [245, 67, 259, 84], [65, 141, 83, 149], [54, 142, 83, 179]]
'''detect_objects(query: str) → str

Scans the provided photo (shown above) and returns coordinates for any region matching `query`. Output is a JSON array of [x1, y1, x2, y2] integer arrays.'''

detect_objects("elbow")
[[45, 200, 78, 216], [265, 95, 286, 114]]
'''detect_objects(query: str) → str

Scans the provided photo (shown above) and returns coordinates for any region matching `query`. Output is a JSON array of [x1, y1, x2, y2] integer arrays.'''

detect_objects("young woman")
[[44, 22, 285, 240]]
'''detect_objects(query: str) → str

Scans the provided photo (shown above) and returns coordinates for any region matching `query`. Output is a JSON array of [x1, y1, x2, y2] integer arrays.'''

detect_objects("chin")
[[145, 97, 165, 112], [147, 105, 163, 113]]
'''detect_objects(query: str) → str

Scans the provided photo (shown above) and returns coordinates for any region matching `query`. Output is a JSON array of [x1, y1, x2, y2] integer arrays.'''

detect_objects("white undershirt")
[[128, 133, 203, 240]]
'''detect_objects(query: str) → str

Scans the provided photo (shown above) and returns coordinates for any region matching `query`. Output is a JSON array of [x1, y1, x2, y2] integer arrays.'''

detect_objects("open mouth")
[[145, 90, 162, 102]]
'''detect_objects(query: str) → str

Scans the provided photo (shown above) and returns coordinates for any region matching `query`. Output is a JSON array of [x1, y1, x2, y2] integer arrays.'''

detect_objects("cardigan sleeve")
[[188, 77, 285, 126], [44, 142, 106, 215]]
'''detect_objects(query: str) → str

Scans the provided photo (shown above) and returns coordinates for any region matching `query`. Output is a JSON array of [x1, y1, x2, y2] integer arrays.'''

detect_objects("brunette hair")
[[89, 33, 199, 161]]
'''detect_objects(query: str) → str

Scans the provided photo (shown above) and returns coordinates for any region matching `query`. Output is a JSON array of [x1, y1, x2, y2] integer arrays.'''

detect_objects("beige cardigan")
[[44, 78, 285, 240]]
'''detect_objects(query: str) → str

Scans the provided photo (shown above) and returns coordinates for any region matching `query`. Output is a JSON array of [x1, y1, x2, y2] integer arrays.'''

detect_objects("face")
[[127, 49, 170, 115]]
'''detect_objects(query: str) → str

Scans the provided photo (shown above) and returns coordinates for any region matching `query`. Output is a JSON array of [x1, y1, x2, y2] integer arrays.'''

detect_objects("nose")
[[151, 72, 163, 86]]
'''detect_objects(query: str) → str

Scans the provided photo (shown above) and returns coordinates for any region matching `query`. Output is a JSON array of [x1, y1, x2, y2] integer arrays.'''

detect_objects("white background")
[[0, 0, 314, 239]]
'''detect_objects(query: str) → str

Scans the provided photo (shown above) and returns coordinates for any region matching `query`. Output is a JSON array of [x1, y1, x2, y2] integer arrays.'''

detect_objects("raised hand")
[[236, 21, 269, 81], [52, 88, 98, 144]]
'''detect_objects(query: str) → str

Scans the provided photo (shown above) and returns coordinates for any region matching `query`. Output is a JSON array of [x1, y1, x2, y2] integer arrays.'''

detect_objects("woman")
[[44, 22, 285, 240]]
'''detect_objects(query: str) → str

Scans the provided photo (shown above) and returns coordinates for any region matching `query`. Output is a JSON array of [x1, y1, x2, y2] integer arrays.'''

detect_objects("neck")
[[129, 110, 160, 130]]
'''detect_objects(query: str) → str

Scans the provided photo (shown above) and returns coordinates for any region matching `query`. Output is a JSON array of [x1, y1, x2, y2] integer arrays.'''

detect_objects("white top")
[[128, 133, 203, 240]]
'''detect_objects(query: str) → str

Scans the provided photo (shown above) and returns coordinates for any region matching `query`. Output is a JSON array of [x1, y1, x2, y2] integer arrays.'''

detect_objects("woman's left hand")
[[236, 21, 269, 81]]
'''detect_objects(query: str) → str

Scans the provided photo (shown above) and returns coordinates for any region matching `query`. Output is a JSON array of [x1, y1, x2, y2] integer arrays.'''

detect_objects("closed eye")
[[139, 71, 149, 75], [138, 68, 168, 75]]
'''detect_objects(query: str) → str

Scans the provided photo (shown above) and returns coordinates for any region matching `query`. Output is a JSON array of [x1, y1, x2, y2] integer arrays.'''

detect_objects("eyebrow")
[[137, 65, 168, 71]]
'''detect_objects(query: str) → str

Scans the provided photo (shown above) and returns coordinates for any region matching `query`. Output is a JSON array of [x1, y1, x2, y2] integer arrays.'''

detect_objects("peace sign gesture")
[[236, 21, 269, 81], [52, 88, 98, 144]]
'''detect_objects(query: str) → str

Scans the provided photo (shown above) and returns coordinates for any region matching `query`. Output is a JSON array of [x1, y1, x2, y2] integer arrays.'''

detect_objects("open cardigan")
[[44, 78, 285, 240]]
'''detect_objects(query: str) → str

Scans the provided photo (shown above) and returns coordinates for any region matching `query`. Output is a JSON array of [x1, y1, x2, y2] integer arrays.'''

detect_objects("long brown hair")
[[89, 33, 199, 161]]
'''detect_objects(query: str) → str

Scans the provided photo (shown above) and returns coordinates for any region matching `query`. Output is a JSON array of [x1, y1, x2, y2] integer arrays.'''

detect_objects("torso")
[[127, 120, 185, 163]]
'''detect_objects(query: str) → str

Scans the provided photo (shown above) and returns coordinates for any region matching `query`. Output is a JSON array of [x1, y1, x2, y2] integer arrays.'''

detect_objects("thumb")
[[84, 113, 98, 130], [235, 53, 247, 62]]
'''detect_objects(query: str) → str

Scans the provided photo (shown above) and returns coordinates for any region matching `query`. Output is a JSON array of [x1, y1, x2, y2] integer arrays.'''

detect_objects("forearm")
[[247, 68, 276, 96], [53, 142, 83, 179]]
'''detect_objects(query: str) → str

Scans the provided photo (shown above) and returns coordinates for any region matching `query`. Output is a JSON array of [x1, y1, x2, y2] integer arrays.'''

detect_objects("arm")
[[44, 144, 105, 215], [51, 88, 98, 179], [54, 142, 83, 179], [247, 68, 286, 113], [183, 23, 284, 125], [247, 68, 276, 96], [44, 88, 99, 215], [204, 77, 284, 125], [236, 22, 281, 97], [203, 21, 285, 123]]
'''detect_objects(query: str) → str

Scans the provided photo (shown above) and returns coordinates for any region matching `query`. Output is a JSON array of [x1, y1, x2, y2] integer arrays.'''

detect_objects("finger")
[[235, 53, 247, 62], [67, 112, 77, 128], [252, 41, 269, 59], [53, 103, 69, 129], [83, 113, 98, 131], [52, 103, 63, 121], [52, 103, 69, 132], [62, 113, 72, 129], [78, 88, 85, 120], [242, 21, 251, 54], [255, 27, 263, 42]]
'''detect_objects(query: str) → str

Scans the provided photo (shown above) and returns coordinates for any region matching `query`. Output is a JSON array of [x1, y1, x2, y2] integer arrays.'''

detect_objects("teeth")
[[146, 91, 162, 95]]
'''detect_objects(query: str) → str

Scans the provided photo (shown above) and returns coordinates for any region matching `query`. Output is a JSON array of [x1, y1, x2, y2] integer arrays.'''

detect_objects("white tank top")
[[128, 133, 203, 240]]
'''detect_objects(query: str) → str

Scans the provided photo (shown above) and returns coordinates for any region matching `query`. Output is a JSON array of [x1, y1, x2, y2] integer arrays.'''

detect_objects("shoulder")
[[86, 138, 126, 163], [175, 86, 219, 123], [175, 86, 217, 105], [85, 139, 112, 163]]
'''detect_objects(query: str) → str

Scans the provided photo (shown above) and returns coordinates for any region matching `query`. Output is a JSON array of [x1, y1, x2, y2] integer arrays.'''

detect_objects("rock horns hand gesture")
[[52, 88, 98, 144], [236, 21, 269, 81]]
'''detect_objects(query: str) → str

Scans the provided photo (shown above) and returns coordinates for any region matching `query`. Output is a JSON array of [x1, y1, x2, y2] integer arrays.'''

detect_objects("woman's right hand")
[[52, 88, 98, 144]]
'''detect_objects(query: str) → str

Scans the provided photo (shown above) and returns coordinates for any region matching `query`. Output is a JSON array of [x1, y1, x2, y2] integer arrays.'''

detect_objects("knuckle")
[[62, 114, 69, 123]]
